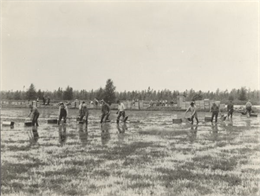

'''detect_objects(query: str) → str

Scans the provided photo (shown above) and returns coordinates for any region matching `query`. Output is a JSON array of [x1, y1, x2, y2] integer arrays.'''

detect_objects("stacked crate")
[[180, 102, 186, 110], [195, 101, 200, 109], [199, 100, 205, 110], [220, 104, 226, 112], [204, 99, 210, 110], [139, 101, 143, 109], [177, 95, 186, 107], [209, 100, 215, 109], [185, 102, 190, 109], [215, 101, 221, 106]]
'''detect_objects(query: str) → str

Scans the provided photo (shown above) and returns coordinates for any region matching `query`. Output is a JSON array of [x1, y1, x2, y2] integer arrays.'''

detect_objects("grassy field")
[[1, 108, 260, 196]]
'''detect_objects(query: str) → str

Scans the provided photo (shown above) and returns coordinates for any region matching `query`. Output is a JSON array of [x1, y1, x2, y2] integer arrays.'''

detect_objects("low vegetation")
[[1, 109, 260, 196]]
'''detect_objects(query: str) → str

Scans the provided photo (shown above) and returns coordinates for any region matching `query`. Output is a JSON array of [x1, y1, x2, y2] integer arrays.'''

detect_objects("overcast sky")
[[1, 1, 259, 92]]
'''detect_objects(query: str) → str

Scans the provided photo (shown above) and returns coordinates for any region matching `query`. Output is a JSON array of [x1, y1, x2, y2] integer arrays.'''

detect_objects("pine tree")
[[103, 79, 116, 104], [26, 84, 37, 100], [239, 87, 247, 101], [14, 91, 21, 100], [63, 86, 73, 100], [96, 87, 104, 100]]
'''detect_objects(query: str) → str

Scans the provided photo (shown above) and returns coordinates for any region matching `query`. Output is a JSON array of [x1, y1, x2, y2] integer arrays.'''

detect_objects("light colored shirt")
[[118, 103, 125, 112], [31, 106, 39, 115], [185, 106, 197, 115], [79, 104, 88, 116]]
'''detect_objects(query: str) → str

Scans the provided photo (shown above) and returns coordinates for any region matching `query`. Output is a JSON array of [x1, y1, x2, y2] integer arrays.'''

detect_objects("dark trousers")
[[211, 112, 218, 123], [191, 114, 199, 124], [117, 111, 125, 123], [100, 113, 109, 123], [58, 114, 67, 124], [246, 107, 252, 116], [228, 110, 233, 119], [79, 114, 88, 124], [32, 113, 40, 126]]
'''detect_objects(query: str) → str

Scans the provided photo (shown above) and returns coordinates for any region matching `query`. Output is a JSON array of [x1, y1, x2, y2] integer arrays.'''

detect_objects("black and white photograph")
[[1, 0, 259, 195]]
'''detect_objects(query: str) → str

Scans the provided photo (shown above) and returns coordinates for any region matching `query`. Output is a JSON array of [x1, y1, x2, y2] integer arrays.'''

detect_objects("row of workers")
[[28, 100, 126, 127], [184, 100, 253, 124]]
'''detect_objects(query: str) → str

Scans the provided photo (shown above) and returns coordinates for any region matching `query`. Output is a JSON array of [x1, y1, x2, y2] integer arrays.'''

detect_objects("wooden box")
[[24, 121, 33, 126], [2, 121, 15, 126], [250, 113, 258, 117], [47, 119, 58, 124], [172, 118, 182, 124], [204, 116, 212, 122]]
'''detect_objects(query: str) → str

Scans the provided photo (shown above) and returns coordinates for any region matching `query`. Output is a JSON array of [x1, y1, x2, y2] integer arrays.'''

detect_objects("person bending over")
[[79, 101, 89, 125], [184, 101, 199, 124], [100, 100, 110, 123], [28, 104, 40, 127]]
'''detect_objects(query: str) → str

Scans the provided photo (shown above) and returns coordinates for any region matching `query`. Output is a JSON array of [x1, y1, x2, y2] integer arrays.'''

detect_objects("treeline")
[[1, 81, 259, 105]]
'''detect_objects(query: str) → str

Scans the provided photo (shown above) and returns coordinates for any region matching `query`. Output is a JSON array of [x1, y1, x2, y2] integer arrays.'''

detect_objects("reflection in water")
[[58, 124, 67, 146], [78, 124, 88, 146], [101, 123, 111, 146], [211, 124, 219, 142], [245, 120, 251, 129], [28, 126, 39, 147], [187, 125, 198, 143], [117, 123, 128, 143], [228, 120, 233, 127], [117, 123, 128, 133]]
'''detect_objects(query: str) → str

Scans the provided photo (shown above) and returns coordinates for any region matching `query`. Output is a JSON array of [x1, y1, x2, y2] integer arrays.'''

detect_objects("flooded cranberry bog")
[[1, 108, 260, 196]]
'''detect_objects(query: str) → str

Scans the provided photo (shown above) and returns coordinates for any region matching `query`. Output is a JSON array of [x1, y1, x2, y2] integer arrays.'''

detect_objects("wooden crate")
[[204, 116, 212, 122], [47, 119, 58, 124], [195, 101, 201, 109], [2, 121, 15, 126], [172, 118, 182, 124], [199, 101, 205, 109], [24, 121, 33, 126], [180, 103, 186, 109], [250, 113, 258, 117], [204, 102, 210, 110]]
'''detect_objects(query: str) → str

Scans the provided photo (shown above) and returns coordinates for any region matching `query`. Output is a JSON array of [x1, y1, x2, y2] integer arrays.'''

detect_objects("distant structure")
[[177, 95, 186, 108]]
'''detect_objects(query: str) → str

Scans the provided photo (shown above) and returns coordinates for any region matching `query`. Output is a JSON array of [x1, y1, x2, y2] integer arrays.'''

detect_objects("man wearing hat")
[[58, 102, 68, 125], [28, 103, 40, 126], [184, 101, 199, 124], [100, 100, 110, 123], [211, 102, 219, 123], [117, 100, 127, 123], [245, 100, 253, 117], [79, 101, 89, 124]]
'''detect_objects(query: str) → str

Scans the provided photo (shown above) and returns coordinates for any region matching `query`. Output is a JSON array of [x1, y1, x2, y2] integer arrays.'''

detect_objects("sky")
[[1, 0, 259, 92]]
